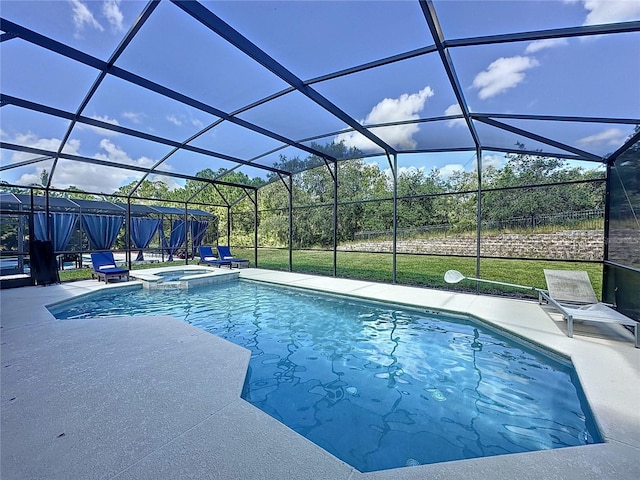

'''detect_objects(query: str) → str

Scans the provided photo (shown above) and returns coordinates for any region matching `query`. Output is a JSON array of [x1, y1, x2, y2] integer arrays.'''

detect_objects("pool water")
[[48, 280, 601, 472], [155, 270, 204, 282]]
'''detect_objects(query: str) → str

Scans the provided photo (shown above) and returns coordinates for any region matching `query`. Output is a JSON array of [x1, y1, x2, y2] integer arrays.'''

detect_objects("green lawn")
[[59, 249, 603, 300], [233, 247, 603, 300], [58, 261, 193, 283]]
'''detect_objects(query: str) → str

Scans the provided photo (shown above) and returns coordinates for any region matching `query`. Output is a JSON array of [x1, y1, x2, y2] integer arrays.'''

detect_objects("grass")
[[58, 261, 193, 282], [233, 247, 603, 300], [58, 249, 603, 300]]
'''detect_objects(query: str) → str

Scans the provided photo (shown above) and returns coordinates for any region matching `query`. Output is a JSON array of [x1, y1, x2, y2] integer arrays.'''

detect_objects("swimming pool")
[[130, 266, 238, 289], [155, 269, 204, 281], [48, 280, 601, 472]]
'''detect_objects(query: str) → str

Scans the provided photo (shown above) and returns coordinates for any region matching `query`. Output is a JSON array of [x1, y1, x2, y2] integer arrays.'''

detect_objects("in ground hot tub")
[[131, 265, 238, 289]]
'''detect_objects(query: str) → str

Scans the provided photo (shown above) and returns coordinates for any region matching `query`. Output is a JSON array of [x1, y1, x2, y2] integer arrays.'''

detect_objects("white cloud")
[[580, 0, 640, 25], [45, 139, 158, 192], [9, 133, 80, 162], [473, 56, 540, 100], [166, 114, 205, 129], [444, 103, 462, 116], [8, 134, 80, 185], [387, 164, 468, 182], [69, 0, 128, 37], [444, 103, 466, 127], [91, 114, 119, 125], [76, 115, 120, 136], [371, 123, 420, 149], [102, 0, 124, 32], [147, 174, 183, 191], [577, 128, 627, 146], [381, 165, 426, 187], [6, 133, 170, 192], [93, 139, 155, 168], [335, 86, 434, 151], [398, 165, 426, 177], [482, 154, 505, 169], [438, 163, 465, 179], [15, 170, 47, 187], [335, 130, 380, 153], [31, 160, 120, 192], [167, 114, 183, 126], [69, 0, 104, 35], [10, 134, 80, 186], [365, 87, 434, 125], [122, 111, 143, 124], [13, 133, 63, 154], [525, 38, 569, 53], [380, 167, 393, 186]]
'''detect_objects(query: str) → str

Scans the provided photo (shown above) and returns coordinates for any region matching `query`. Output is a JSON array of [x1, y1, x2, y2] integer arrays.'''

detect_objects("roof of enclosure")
[[1, 0, 639, 195], [0, 193, 214, 217]]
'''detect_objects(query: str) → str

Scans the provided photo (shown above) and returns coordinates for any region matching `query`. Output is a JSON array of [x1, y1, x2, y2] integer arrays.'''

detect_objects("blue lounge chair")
[[217, 245, 249, 268], [198, 246, 231, 268], [90, 251, 129, 283]]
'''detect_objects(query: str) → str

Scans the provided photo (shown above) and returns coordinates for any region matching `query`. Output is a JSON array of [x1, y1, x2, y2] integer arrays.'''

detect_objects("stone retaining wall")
[[338, 230, 605, 260]]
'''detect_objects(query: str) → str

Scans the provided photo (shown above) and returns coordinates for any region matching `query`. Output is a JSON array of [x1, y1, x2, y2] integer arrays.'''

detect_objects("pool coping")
[[1, 269, 639, 479], [130, 264, 239, 289]]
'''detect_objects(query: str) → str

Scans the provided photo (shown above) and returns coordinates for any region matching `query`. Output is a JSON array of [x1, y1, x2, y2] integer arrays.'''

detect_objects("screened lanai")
[[0, 192, 216, 276], [0, 1, 638, 314]]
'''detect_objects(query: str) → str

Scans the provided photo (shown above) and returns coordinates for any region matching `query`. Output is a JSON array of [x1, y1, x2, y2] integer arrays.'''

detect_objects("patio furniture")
[[216, 245, 249, 268], [198, 246, 232, 268], [539, 269, 638, 348], [90, 251, 130, 283]]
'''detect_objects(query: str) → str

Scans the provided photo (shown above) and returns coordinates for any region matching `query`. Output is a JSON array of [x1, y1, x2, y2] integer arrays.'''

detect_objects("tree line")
[[1, 141, 610, 249]]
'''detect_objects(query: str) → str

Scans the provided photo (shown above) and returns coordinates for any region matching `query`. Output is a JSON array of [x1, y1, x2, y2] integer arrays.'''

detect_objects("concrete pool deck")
[[1, 269, 638, 479]]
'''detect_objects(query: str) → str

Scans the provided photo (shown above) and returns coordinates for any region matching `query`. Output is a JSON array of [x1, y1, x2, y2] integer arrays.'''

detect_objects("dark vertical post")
[[602, 161, 612, 299], [44, 187, 50, 241], [78, 205, 84, 268], [16, 196, 24, 273], [390, 153, 397, 284], [126, 199, 132, 269], [226, 206, 231, 246], [28, 189, 35, 277], [288, 175, 293, 272], [254, 188, 258, 267], [333, 160, 338, 278], [184, 203, 189, 265], [475, 146, 483, 292], [161, 214, 165, 262]]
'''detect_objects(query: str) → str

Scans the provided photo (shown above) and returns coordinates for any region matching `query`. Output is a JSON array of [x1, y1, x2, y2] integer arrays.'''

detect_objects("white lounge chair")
[[539, 269, 638, 348]]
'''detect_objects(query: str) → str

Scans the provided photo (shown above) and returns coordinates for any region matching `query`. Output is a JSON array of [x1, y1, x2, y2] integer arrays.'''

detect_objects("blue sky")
[[1, 0, 639, 193]]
